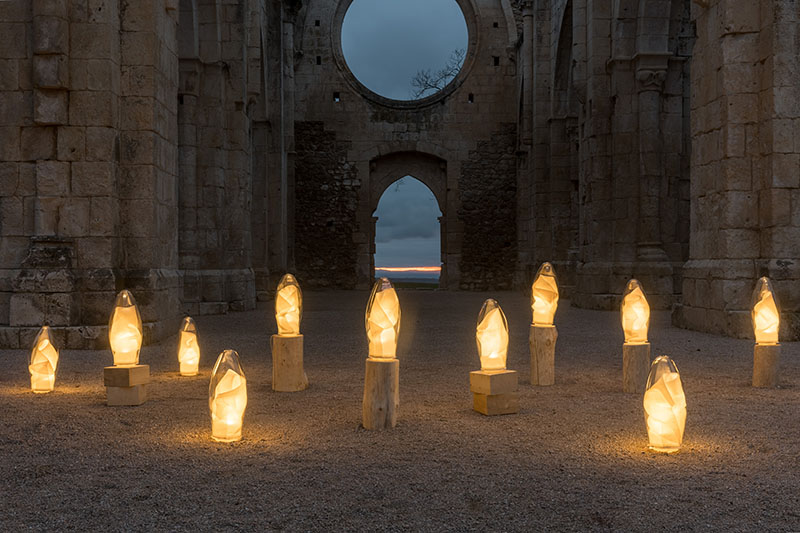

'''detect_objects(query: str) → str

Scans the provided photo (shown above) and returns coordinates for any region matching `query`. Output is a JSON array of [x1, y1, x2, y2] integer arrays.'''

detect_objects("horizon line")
[[375, 266, 441, 272]]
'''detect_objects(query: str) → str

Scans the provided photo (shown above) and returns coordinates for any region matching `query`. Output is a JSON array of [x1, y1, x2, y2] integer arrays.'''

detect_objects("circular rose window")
[[341, 0, 469, 101]]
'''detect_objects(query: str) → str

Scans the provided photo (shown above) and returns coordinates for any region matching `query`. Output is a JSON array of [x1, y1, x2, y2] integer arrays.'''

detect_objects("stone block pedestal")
[[470, 370, 518, 416]]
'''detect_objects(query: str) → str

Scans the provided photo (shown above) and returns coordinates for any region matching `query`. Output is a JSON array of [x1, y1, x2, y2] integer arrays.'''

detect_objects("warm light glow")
[[531, 262, 559, 325], [621, 279, 650, 344], [109, 290, 143, 366], [375, 266, 442, 273], [178, 316, 200, 376], [365, 278, 401, 358], [209, 349, 247, 442], [643, 355, 686, 453], [752, 277, 779, 345], [275, 273, 302, 336], [29, 326, 58, 393], [476, 299, 509, 371]]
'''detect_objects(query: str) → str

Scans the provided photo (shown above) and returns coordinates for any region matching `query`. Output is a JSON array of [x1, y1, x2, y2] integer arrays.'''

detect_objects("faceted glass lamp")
[[209, 349, 248, 442], [108, 290, 143, 366], [275, 273, 303, 336], [531, 262, 559, 326], [29, 326, 58, 393], [178, 316, 200, 376], [621, 279, 650, 344], [476, 299, 509, 371], [643, 356, 686, 453], [752, 277, 779, 345], [365, 277, 401, 359]]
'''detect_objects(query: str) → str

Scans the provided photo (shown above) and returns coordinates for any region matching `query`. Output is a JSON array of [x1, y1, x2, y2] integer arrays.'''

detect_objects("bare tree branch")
[[410, 48, 466, 99]]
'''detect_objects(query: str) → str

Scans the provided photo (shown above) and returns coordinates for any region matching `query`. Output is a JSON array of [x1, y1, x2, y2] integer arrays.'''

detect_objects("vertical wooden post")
[[271, 334, 308, 392], [753, 344, 780, 388], [362, 358, 399, 429], [530, 325, 557, 386], [622, 343, 651, 393]]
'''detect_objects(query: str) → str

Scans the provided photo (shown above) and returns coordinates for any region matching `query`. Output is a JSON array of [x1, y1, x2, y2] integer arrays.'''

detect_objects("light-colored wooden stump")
[[104, 365, 150, 387], [271, 334, 308, 392], [622, 343, 650, 393], [472, 393, 519, 416], [107, 384, 147, 406], [753, 344, 780, 388], [470, 370, 518, 415], [530, 325, 557, 386], [104, 365, 149, 406], [362, 358, 399, 430]]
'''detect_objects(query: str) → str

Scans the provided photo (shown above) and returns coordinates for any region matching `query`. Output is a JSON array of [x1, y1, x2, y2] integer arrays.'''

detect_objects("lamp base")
[[470, 370, 518, 415], [362, 358, 399, 430], [271, 334, 308, 392], [530, 325, 557, 386], [622, 343, 651, 393], [104, 364, 149, 406], [753, 343, 781, 388]]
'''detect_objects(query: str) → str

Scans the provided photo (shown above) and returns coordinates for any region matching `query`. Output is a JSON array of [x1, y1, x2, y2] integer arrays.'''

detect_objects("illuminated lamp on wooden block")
[[621, 279, 651, 394], [271, 273, 308, 392], [209, 349, 248, 442], [751, 277, 781, 388], [529, 262, 559, 386], [362, 278, 400, 430], [643, 355, 686, 453], [29, 326, 58, 393], [105, 290, 149, 406], [470, 299, 518, 416]]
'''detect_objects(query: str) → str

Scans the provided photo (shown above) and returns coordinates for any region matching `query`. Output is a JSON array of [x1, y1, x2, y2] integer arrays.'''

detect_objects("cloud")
[[341, 0, 468, 100], [374, 177, 441, 266]]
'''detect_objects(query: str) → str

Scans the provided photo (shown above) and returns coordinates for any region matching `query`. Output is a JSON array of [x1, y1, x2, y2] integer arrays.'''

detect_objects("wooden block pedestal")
[[753, 344, 780, 388], [271, 334, 308, 392], [104, 365, 149, 406], [362, 358, 399, 430], [470, 370, 518, 416], [622, 342, 651, 393], [529, 325, 557, 386]]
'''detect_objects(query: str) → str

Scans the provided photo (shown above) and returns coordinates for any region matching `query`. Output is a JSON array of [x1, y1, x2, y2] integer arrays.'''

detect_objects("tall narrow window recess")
[[333, 91, 341, 102], [493, 56, 500, 66], [374, 177, 442, 288], [341, 0, 468, 101]]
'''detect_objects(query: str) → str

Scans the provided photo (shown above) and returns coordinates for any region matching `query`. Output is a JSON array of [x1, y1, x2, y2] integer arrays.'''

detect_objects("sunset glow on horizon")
[[376, 266, 441, 273]]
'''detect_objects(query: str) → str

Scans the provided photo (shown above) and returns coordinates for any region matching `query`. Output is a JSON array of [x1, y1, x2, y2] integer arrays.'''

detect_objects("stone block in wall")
[[0, 196, 23, 236], [35, 160, 69, 195], [33, 90, 68, 125], [57, 126, 85, 161], [69, 22, 113, 58], [57, 198, 90, 236], [45, 292, 77, 325], [69, 91, 114, 127], [76, 237, 114, 268], [10, 269, 74, 292], [9, 293, 46, 326], [33, 16, 69, 55], [85, 127, 117, 161], [33, 55, 69, 89], [0, 59, 20, 91], [0, 23, 28, 59], [0, 327, 19, 349], [0, 127, 21, 160], [71, 161, 114, 196], [120, 31, 156, 66], [79, 290, 116, 325], [33, 0, 68, 18], [21, 127, 56, 161]]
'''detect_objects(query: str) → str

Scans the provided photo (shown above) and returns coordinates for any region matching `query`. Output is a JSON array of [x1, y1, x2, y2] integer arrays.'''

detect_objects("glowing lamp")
[[531, 262, 559, 325], [643, 355, 686, 453], [752, 277, 779, 345], [178, 316, 200, 376], [209, 349, 248, 442], [476, 298, 509, 371], [365, 278, 401, 359], [108, 290, 143, 366], [621, 279, 650, 344], [29, 326, 58, 393], [275, 273, 303, 336]]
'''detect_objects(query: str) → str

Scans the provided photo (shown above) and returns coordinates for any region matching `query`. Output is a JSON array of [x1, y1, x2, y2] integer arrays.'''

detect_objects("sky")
[[341, 0, 466, 269]]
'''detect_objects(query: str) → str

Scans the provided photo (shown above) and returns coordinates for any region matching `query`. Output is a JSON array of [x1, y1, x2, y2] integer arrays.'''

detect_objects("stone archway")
[[364, 151, 450, 288]]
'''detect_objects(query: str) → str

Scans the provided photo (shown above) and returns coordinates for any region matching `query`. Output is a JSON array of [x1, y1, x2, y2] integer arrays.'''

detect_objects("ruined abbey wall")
[[0, 0, 798, 347]]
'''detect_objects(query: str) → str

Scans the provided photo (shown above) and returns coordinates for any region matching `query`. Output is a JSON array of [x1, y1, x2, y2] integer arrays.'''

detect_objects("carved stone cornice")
[[633, 52, 672, 91]]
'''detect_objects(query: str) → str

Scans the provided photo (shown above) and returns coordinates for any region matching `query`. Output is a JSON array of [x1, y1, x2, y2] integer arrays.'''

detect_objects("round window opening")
[[341, 0, 468, 101]]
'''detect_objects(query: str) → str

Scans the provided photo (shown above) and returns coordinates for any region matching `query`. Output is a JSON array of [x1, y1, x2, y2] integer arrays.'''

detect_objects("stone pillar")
[[675, 0, 800, 339]]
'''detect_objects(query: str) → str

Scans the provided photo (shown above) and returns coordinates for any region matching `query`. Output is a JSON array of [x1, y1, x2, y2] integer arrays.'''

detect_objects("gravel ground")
[[1, 290, 798, 532]]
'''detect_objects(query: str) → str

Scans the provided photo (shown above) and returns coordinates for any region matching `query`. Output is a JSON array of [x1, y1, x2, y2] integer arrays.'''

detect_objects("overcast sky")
[[342, 0, 466, 268]]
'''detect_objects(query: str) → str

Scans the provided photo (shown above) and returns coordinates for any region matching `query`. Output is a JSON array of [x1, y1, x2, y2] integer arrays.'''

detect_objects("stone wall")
[[294, 121, 360, 288], [674, 0, 800, 340], [459, 123, 518, 290]]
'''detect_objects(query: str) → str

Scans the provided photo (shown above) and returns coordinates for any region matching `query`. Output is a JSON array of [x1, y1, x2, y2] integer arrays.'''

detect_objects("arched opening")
[[373, 176, 442, 288]]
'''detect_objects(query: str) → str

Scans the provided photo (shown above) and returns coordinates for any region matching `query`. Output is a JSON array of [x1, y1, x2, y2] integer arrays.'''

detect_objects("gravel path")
[[1, 290, 798, 531]]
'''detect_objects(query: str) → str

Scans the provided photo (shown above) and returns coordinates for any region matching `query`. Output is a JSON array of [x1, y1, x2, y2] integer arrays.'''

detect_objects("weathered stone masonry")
[[1, 0, 799, 347]]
